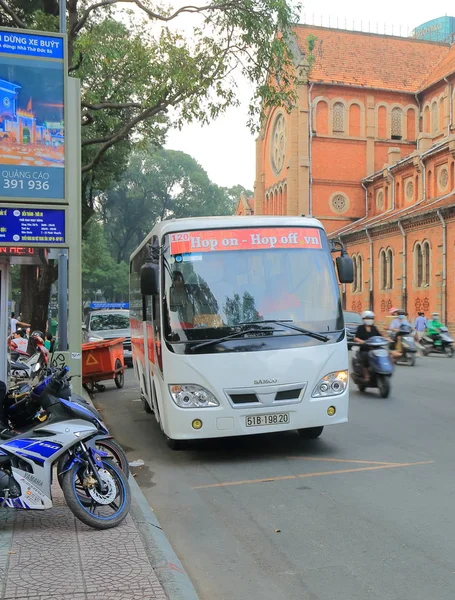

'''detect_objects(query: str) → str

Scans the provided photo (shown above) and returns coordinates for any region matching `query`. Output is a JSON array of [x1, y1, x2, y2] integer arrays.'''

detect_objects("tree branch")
[[81, 101, 170, 172], [0, 0, 27, 28], [73, 0, 247, 35], [82, 101, 143, 110]]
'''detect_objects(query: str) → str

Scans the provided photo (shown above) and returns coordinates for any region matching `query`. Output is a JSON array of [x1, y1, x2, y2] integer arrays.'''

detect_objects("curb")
[[83, 389, 199, 600], [128, 476, 200, 600]]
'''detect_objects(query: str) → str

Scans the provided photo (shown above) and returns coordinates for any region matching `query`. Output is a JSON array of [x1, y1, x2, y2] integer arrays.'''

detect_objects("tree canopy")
[[99, 146, 251, 264], [1, 0, 300, 213]]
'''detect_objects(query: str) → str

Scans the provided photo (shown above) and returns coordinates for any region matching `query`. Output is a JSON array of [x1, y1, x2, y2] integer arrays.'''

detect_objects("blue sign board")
[[0, 28, 65, 202], [0, 207, 65, 244], [89, 302, 129, 310], [0, 32, 64, 59]]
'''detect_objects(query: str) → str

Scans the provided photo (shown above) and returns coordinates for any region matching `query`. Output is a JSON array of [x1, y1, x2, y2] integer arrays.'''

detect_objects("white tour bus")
[[129, 216, 353, 449]]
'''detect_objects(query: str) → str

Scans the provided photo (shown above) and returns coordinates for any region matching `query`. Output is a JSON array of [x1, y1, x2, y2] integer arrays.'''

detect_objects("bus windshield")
[[162, 226, 343, 342]]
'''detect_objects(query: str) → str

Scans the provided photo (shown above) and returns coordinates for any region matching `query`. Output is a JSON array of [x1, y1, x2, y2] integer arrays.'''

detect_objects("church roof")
[[419, 43, 455, 90], [331, 193, 455, 238], [294, 25, 449, 93]]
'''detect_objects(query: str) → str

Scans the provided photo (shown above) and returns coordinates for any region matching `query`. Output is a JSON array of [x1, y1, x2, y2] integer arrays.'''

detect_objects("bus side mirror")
[[336, 254, 354, 284], [141, 262, 159, 296]]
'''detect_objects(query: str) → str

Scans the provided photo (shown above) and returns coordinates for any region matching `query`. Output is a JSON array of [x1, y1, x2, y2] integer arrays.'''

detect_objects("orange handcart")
[[82, 338, 125, 393]]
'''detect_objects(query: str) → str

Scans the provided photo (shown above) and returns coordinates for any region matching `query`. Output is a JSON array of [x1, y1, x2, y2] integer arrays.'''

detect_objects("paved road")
[[94, 356, 455, 600]]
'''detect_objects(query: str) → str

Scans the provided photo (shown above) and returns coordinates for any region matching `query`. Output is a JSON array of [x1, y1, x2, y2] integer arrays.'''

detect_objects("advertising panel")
[[0, 29, 65, 202]]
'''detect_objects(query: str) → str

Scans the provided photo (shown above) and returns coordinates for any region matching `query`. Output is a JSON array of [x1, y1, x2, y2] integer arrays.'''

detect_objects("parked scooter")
[[351, 336, 394, 398], [392, 324, 418, 366], [0, 367, 131, 529], [4, 367, 130, 477], [420, 326, 454, 357]]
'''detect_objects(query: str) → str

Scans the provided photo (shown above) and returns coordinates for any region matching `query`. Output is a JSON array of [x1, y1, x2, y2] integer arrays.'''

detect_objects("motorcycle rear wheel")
[[61, 458, 130, 530]]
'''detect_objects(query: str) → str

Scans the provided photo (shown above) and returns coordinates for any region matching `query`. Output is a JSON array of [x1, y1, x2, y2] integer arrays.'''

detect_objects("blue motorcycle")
[[0, 367, 131, 529], [351, 336, 394, 398]]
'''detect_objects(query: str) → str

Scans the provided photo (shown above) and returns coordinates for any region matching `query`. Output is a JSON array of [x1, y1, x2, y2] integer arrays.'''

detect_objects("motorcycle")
[[420, 326, 454, 358], [5, 367, 130, 478], [0, 367, 131, 529], [351, 336, 394, 398], [9, 346, 48, 384], [392, 325, 418, 366]]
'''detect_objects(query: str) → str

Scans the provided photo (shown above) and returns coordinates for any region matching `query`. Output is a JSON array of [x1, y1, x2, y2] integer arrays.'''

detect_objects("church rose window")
[[270, 113, 286, 175], [330, 193, 348, 213]]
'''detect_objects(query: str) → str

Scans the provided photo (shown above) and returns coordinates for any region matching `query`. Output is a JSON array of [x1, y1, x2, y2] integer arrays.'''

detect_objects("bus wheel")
[[165, 435, 185, 451], [298, 426, 324, 439]]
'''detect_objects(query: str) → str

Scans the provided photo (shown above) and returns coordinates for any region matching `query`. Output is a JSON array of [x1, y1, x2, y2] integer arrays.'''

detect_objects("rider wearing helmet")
[[353, 311, 385, 380], [427, 312, 443, 341]]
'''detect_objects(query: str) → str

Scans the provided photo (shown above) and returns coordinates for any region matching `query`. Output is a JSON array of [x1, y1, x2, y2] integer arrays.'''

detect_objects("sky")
[[164, 1, 455, 192]]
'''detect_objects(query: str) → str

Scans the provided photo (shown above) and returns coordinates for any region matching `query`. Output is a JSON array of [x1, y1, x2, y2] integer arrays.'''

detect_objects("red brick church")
[[238, 24, 455, 330]]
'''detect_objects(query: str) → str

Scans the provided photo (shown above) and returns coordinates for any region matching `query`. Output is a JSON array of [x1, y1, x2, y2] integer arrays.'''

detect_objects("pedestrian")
[[414, 312, 427, 340], [10, 312, 29, 334], [44, 332, 55, 353]]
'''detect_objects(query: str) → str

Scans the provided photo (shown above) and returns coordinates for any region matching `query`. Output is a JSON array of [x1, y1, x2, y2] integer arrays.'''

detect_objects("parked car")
[[343, 310, 363, 350], [83, 309, 132, 366]]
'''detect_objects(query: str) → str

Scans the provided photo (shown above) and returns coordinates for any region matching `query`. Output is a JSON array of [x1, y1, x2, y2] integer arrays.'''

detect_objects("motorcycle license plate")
[[246, 413, 289, 427]]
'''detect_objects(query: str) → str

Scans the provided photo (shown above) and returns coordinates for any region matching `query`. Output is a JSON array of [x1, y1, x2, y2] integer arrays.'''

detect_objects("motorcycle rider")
[[354, 311, 390, 380], [389, 310, 410, 355], [427, 312, 443, 342]]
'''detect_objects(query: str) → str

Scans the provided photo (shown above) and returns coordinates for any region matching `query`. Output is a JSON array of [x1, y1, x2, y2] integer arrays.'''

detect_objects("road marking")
[[287, 456, 397, 465], [192, 461, 434, 490]]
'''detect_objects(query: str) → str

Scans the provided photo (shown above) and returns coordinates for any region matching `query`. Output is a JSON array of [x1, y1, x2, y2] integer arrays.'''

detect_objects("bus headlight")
[[169, 384, 220, 408], [312, 371, 348, 398]]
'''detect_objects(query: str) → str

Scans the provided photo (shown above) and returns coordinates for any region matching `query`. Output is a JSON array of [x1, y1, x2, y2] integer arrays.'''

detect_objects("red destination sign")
[[169, 227, 323, 255]]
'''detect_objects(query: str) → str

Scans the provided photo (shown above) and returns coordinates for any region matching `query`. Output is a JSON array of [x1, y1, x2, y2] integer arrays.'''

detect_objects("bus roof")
[[129, 215, 325, 263]]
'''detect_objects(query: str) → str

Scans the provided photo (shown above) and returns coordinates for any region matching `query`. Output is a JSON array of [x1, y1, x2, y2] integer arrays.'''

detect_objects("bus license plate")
[[246, 413, 290, 427]]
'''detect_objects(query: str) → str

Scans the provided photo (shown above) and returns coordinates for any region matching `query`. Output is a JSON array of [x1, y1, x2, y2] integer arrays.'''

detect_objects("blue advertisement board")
[[0, 29, 65, 202], [0, 207, 65, 244]]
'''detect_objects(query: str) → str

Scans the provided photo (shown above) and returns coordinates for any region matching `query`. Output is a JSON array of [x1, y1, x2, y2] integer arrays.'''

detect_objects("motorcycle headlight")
[[312, 371, 348, 398], [169, 384, 220, 408]]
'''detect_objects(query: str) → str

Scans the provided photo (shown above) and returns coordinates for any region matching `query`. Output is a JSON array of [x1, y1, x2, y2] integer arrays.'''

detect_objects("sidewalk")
[[0, 392, 199, 600]]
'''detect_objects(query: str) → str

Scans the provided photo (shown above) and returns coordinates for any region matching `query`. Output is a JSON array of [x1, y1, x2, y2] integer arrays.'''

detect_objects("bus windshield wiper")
[[189, 327, 276, 352], [240, 320, 330, 342]]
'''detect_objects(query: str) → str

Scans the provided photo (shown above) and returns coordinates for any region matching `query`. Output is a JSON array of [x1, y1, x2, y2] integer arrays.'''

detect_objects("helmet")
[[31, 330, 44, 343], [431, 312, 439, 317], [361, 310, 375, 319], [389, 307, 398, 314]]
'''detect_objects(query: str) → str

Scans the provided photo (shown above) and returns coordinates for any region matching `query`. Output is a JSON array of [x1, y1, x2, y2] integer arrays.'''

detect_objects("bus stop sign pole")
[[58, 0, 68, 350]]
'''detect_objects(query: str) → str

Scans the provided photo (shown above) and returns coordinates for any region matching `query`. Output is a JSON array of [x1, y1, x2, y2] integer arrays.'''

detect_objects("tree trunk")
[[30, 262, 57, 335], [19, 266, 38, 322]]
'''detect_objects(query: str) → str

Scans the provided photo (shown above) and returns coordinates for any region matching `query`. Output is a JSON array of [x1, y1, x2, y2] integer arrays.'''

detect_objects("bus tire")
[[298, 426, 324, 439], [165, 435, 185, 451]]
